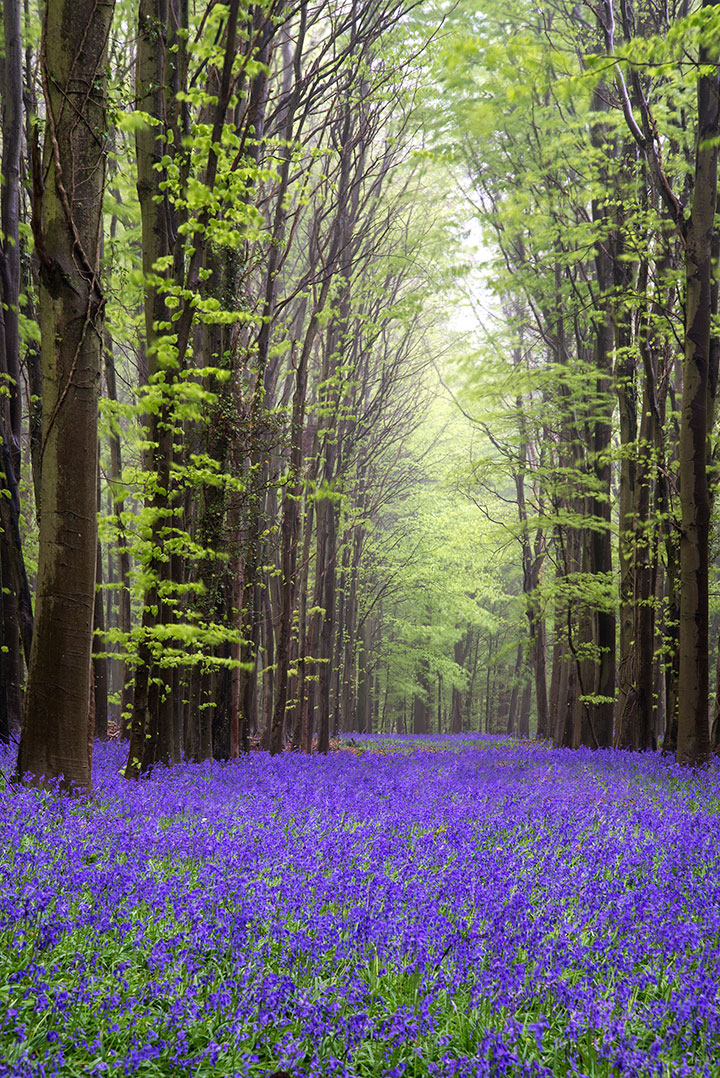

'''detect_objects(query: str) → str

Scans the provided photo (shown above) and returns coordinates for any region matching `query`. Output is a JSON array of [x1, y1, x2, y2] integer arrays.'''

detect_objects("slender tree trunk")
[[466, 630, 480, 731], [531, 613, 549, 740], [0, 554, 8, 744], [614, 198, 638, 740], [711, 632, 720, 753], [315, 492, 336, 754], [0, 12, 32, 733], [1, 0, 23, 478], [589, 92, 617, 747], [270, 321, 319, 753], [617, 371, 657, 748], [507, 643, 523, 736], [291, 496, 313, 751], [104, 330, 133, 729], [93, 471, 108, 740], [450, 632, 469, 735]]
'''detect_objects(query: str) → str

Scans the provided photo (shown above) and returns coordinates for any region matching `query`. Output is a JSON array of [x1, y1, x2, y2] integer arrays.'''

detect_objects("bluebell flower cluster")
[[1, 736, 719, 1076]]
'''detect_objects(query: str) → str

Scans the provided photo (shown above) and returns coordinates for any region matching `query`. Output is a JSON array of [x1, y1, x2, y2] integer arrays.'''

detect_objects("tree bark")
[[676, 43, 720, 766], [18, 0, 113, 789]]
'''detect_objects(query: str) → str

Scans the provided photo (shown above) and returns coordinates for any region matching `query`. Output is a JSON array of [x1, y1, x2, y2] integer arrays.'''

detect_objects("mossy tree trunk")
[[17, 0, 113, 789]]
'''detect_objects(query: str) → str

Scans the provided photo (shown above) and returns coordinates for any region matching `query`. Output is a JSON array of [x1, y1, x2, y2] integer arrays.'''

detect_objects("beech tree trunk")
[[18, 0, 113, 789], [676, 43, 720, 765], [0, 0, 25, 735]]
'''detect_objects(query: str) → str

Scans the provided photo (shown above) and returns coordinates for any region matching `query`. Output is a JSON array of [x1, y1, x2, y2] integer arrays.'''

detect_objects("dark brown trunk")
[[676, 38, 720, 765], [18, 0, 112, 789], [1, 0, 23, 477], [0, 554, 8, 744]]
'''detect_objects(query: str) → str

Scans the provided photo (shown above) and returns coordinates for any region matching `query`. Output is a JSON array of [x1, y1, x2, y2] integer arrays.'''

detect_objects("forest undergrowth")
[[1, 737, 719, 1077]]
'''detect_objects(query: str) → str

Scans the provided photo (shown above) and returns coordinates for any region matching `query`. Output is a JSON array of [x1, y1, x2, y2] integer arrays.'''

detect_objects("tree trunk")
[[18, 0, 112, 789], [413, 662, 430, 735], [0, 554, 8, 744], [676, 42, 720, 765], [506, 643, 523, 736], [93, 530, 108, 740], [1, 0, 23, 479], [531, 613, 549, 739], [315, 492, 336, 754], [103, 329, 133, 730]]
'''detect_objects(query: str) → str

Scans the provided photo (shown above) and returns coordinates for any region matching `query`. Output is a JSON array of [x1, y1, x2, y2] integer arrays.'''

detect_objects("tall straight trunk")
[[26, 341, 43, 511], [513, 416, 548, 740], [711, 633, 720, 753], [617, 345, 658, 748], [590, 331, 616, 747], [0, 0, 28, 735], [185, 665, 201, 760], [128, 0, 177, 771], [2, 555, 23, 732], [588, 91, 617, 747], [573, 526, 598, 749], [0, 556, 6, 741], [301, 616, 319, 752], [485, 636, 494, 733], [531, 614, 549, 740], [555, 650, 576, 750], [653, 567, 666, 740], [614, 192, 638, 739], [450, 632, 470, 735], [332, 541, 350, 736], [199, 668, 214, 761], [0, 442, 33, 667], [356, 617, 371, 733], [302, 518, 326, 751], [0, 555, 7, 744], [551, 267, 580, 748], [466, 630, 480, 731], [229, 515, 245, 756], [677, 44, 720, 765], [291, 497, 313, 751], [18, 0, 113, 789], [549, 614, 564, 733], [450, 685, 463, 734], [412, 693, 427, 735], [517, 680, 531, 739], [238, 576, 260, 747], [413, 661, 431, 735], [506, 643, 523, 736], [367, 661, 375, 736], [261, 585, 275, 746], [1, 0, 22, 477], [340, 526, 362, 731], [554, 523, 581, 748], [315, 493, 337, 754], [93, 533, 109, 740], [104, 330, 133, 727]]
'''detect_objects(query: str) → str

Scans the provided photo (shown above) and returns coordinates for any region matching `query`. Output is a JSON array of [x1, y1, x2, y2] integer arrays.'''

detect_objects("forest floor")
[[1, 736, 718, 1077]]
